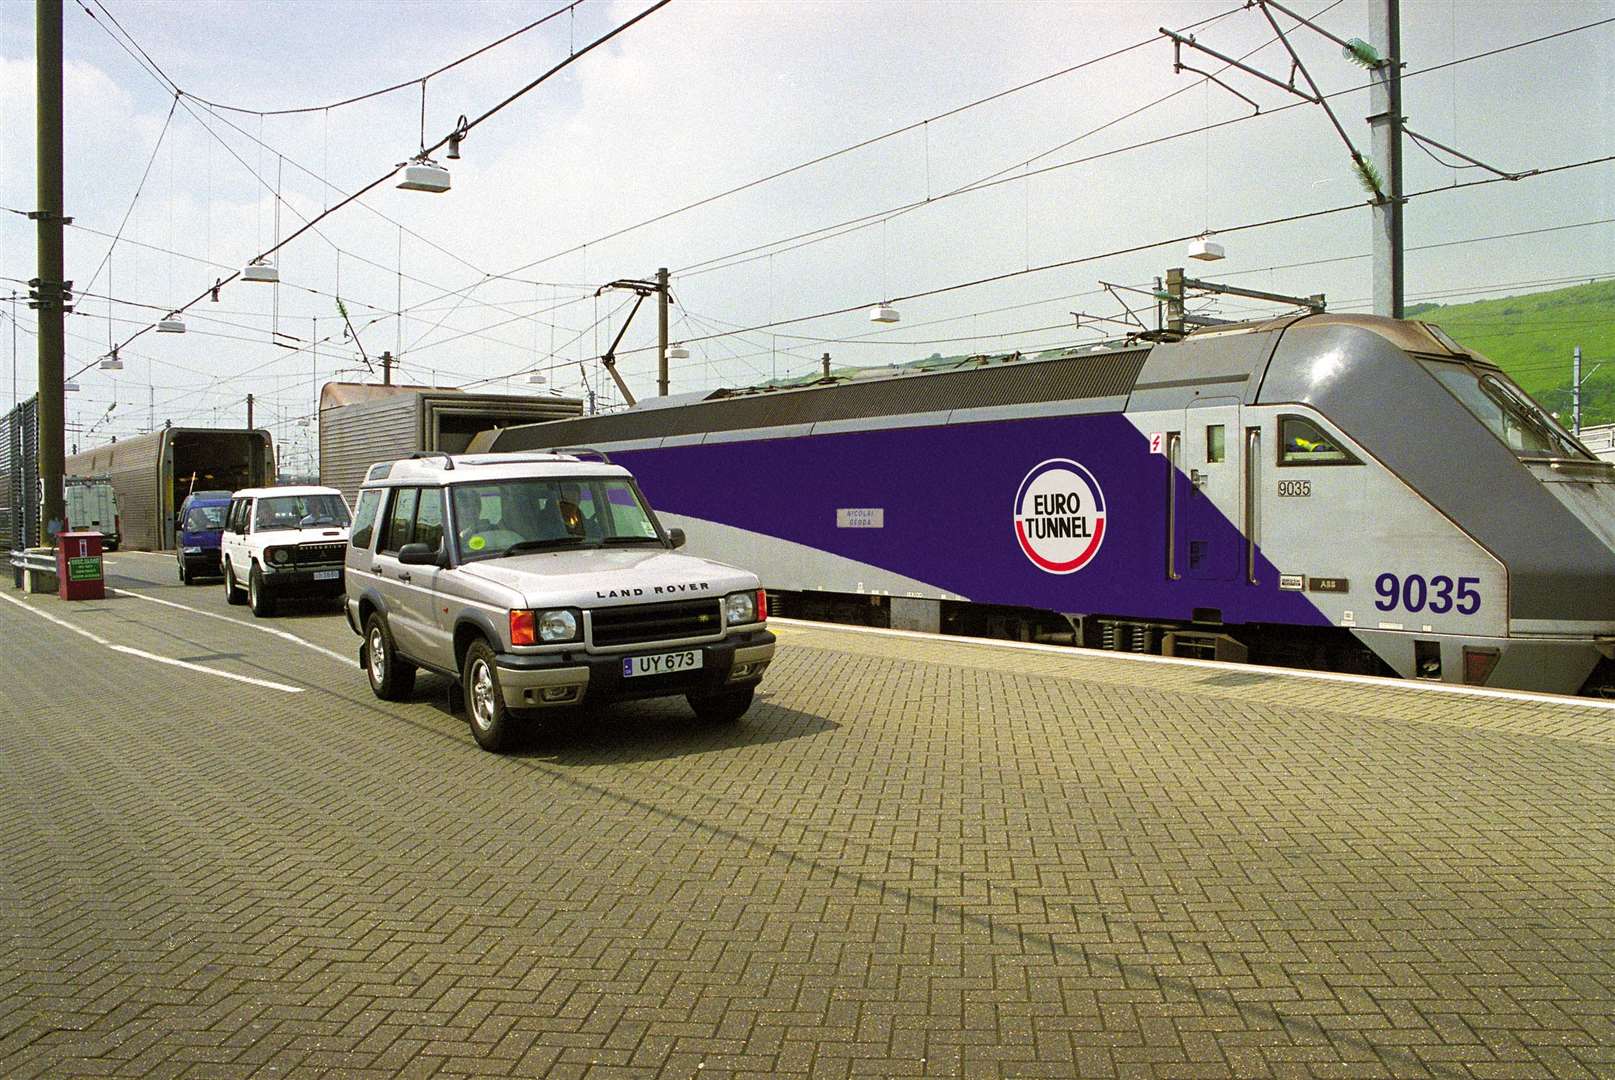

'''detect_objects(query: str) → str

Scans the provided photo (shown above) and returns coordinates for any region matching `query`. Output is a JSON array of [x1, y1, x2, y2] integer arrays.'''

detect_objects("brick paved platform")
[[1, 556, 1612, 1078]]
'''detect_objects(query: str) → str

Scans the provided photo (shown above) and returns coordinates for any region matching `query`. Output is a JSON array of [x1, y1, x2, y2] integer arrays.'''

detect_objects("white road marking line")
[[109, 587, 352, 665], [104, 645, 307, 692], [770, 617, 1615, 712], [0, 589, 303, 693]]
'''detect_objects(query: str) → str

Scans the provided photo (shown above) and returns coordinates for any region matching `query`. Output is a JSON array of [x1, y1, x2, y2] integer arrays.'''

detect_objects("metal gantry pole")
[[1369, 0, 1404, 318], [656, 267, 670, 396], [1573, 345, 1583, 436], [35, 0, 67, 543]]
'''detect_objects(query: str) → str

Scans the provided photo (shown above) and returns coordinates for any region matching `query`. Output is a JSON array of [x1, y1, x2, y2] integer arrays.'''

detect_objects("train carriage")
[[482, 313, 1615, 696]]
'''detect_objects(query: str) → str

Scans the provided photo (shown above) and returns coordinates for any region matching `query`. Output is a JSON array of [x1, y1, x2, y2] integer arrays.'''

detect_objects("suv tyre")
[[223, 560, 246, 605], [463, 639, 517, 753], [364, 612, 417, 701], [687, 686, 755, 724], [248, 564, 276, 617]]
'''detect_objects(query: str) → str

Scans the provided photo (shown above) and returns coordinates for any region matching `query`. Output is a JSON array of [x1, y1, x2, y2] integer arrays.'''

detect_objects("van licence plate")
[[623, 650, 703, 678], [313, 570, 341, 581]]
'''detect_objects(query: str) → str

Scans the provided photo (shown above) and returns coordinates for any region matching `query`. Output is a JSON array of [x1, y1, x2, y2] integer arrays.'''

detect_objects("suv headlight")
[[725, 590, 757, 625], [539, 609, 579, 642], [509, 609, 579, 646], [268, 546, 291, 566]]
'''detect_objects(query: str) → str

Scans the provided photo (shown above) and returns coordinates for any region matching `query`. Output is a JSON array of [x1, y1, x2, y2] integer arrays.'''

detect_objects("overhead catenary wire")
[[79, 0, 673, 358], [445, 5, 1614, 307], [180, 2, 584, 117], [48, 5, 1615, 413], [492, 150, 1615, 382]]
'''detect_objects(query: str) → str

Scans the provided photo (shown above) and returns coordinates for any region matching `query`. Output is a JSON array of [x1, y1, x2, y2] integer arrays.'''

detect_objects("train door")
[[1178, 399, 1243, 580]]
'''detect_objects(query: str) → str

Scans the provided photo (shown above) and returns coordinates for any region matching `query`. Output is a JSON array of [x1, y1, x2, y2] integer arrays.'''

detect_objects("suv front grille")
[[589, 599, 723, 648], [296, 542, 346, 566]]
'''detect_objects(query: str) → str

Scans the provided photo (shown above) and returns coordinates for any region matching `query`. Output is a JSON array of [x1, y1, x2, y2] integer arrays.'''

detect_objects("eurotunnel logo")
[[1013, 458, 1107, 574]]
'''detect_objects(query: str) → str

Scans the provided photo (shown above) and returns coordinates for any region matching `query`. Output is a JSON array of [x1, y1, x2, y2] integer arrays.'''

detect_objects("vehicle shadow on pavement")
[[526, 704, 838, 765], [418, 682, 837, 764]]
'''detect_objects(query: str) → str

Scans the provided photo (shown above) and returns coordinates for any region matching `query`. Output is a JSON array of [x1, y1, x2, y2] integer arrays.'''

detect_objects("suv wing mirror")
[[398, 542, 444, 566], [667, 527, 686, 549]]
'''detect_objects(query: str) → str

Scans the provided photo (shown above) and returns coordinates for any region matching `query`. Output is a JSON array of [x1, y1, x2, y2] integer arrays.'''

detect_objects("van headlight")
[[724, 591, 757, 626], [538, 609, 579, 642]]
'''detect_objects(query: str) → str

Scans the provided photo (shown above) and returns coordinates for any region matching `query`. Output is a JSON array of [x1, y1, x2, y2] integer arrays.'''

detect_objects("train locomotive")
[[483, 313, 1615, 696]]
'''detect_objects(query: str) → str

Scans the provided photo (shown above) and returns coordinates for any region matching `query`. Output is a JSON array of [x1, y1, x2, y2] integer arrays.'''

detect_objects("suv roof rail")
[[454, 448, 614, 466], [408, 451, 456, 470], [546, 446, 612, 463]]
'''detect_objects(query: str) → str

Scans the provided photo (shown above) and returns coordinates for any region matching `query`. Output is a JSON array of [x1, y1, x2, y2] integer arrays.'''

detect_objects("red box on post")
[[56, 531, 105, 601]]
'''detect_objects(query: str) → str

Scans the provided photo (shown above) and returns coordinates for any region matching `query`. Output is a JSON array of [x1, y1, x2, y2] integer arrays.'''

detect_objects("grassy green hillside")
[[1407, 279, 1615, 429]]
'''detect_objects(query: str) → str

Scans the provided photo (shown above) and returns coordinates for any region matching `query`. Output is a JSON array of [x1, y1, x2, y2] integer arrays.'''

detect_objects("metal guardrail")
[[9, 548, 55, 573], [10, 547, 57, 591]]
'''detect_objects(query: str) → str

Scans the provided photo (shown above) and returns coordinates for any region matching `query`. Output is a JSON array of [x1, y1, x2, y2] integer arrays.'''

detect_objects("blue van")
[[176, 490, 234, 584]]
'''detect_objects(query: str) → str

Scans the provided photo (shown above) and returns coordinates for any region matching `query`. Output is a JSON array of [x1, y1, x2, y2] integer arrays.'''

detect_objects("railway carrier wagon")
[[67, 427, 274, 551]]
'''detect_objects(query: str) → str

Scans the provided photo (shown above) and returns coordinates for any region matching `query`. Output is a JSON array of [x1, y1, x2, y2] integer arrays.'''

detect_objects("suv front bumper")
[[495, 628, 776, 710], [259, 565, 346, 597]]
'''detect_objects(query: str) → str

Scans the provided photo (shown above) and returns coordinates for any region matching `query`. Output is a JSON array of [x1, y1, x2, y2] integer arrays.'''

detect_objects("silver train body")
[[484, 314, 1615, 696]]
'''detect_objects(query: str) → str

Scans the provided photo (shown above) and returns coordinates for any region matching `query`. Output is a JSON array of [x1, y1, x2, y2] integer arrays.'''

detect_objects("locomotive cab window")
[[1419, 358, 1590, 460], [1278, 416, 1358, 466]]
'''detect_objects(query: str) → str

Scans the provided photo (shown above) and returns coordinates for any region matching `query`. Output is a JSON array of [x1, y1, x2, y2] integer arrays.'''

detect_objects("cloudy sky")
[[1, 0, 1611, 464]]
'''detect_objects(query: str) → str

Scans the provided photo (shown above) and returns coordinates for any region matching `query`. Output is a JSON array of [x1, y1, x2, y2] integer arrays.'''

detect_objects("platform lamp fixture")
[[397, 153, 451, 193], [241, 258, 279, 284], [1187, 234, 1225, 262], [98, 347, 122, 372], [527, 371, 547, 385], [868, 303, 900, 324], [157, 313, 187, 333], [667, 343, 690, 360], [398, 109, 460, 192]]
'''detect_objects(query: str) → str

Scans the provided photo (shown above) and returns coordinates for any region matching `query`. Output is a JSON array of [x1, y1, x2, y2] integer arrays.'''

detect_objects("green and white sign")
[[67, 556, 102, 582]]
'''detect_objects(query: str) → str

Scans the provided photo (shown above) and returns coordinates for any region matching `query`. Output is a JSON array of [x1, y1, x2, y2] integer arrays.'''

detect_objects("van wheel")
[[248, 565, 276, 617], [364, 612, 416, 701], [463, 639, 517, 752], [687, 687, 755, 724], [223, 560, 246, 605]]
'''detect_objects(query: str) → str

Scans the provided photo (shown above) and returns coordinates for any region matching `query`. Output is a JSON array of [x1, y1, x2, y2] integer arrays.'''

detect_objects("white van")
[[64, 477, 119, 550]]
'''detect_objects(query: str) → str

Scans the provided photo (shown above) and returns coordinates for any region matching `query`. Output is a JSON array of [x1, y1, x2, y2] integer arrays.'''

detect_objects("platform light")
[[1188, 235, 1225, 262], [868, 303, 900, 324], [241, 258, 279, 284], [98, 349, 123, 372], [667, 343, 689, 359], [527, 372, 548, 385], [157, 317, 187, 334], [63, 380, 80, 392], [397, 154, 451, 193]]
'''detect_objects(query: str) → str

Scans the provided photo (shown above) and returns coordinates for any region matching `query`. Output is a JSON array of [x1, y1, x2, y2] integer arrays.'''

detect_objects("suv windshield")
[[254, 494, 351, 530], [452, 476, 662, 562], [183, 505, 227, 531], [1420, 359, 1589, 460]]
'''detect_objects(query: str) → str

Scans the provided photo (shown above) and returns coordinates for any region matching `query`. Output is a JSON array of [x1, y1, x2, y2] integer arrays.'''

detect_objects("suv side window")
[[350, 489, 383, 550], [413, 488, 444, 551], [380, 488, 418, 555]]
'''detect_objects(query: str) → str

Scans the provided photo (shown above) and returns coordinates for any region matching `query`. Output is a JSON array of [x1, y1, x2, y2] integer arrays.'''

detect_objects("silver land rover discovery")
[[344, 450, 776, 751]]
